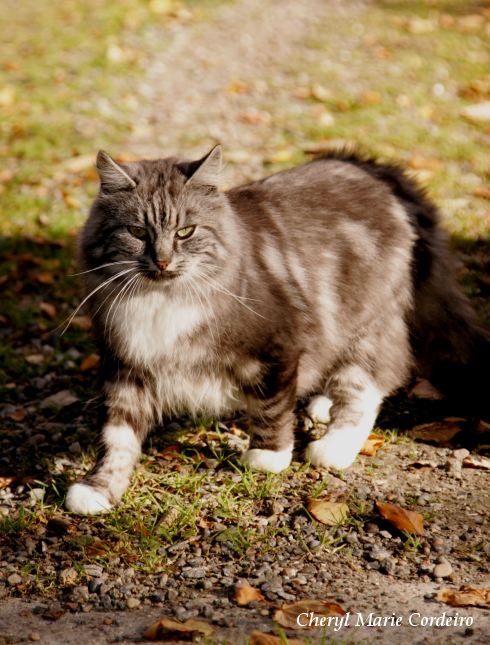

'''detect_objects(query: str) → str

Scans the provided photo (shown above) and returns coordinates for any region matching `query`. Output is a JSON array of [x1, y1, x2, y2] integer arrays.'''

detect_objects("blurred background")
[[0, 0, 489, 464]]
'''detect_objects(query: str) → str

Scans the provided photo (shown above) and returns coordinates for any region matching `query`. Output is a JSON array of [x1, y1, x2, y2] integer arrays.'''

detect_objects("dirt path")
[[1, 0, 489, 643]]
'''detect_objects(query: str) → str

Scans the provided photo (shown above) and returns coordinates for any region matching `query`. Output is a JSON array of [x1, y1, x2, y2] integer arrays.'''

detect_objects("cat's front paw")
[[65, 482, 113, 515], [241, 445, 293, 473], [305, 435, 358, 470]]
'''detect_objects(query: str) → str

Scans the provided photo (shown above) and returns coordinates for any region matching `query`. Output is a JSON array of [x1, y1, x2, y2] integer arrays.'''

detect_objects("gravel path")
[[1, 0, 489, 643]]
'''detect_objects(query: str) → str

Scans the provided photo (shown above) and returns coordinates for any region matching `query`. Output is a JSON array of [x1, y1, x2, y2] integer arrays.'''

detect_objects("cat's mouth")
[[144, 270, 181, 282]]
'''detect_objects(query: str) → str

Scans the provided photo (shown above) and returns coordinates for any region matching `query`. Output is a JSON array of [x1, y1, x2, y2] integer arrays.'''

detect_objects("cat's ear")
[[182, 145, 222, 188], [96, 150, 136, 193]]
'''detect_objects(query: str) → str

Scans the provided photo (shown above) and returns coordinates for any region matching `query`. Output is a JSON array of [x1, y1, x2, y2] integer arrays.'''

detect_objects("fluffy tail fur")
[[324, 151, 490, 418]]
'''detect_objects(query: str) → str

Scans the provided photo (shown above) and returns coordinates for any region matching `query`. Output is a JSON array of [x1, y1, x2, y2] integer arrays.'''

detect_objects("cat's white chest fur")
[[113, 289, 241, 416], [116, 290, 204, 364]]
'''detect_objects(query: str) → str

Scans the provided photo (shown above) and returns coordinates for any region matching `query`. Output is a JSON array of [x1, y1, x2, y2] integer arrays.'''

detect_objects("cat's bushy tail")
[[325, 150, 489, 418], [367, 157, 489, 418]]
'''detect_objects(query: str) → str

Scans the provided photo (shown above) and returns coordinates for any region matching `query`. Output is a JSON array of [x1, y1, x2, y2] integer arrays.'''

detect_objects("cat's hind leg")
[[305, 366, 383, 470]]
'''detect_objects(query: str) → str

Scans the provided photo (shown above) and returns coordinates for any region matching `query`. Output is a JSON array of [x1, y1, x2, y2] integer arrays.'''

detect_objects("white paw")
[[65, 483, 113, 515], [307, 395, 333, 424], [305, 434, 359, 470], [241, 445, 293, 473]]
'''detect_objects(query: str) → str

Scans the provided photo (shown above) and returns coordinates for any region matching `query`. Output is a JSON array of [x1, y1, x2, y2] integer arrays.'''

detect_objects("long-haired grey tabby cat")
[[66, 145, 489, 514]]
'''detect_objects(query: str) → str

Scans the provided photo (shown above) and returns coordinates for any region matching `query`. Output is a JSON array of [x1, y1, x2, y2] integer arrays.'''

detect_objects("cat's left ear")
[[96, 150, 136, 194], [181, 145, 222, 188]]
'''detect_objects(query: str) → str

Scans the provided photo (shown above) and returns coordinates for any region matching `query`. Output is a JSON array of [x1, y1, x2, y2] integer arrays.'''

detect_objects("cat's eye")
[[175, 225, 196, 240], [127, 226, 147, 240]]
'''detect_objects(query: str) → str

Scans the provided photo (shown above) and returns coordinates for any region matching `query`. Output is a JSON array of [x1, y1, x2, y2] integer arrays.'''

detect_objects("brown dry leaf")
[[274, 599, 345, 630], [40, 302, 57, 319], [0, 476, 16, 489], [226, 80, 252, 95], [31, 271, 55, 285], [473, 186, 490, 200], [143, 617, 214, 641], [375, 501, 424, 536], [8, 408, 26, 422], [409, 378, 443, 400], [157, 445, 181, 460], [359, 90, 381, 105], [463, 455, 490, 470], [408, 156, 442, 171], [234, 579, 265, 606], [25, 354, 44, 365], [80, 353, 100, 371], [307, 499, 349, 526], [70, 316, 92, 331], [250, 632, 306, 645], [63, 193, 81, 209], [436, 586, 490, 609], [360, 433, 385, 456], [409, 418, 465, 445]]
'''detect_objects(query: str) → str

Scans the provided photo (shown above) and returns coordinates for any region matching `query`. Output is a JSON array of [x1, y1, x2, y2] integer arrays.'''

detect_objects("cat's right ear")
[[96, 150, 136, 194]]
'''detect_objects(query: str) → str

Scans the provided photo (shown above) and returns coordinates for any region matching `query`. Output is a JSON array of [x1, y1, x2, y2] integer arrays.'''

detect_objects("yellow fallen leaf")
[[274, 599, 345, 630], [234, 579, 265, 606], [70, 316, 92, 331], [375, 501, 424, 536], [143, 618, 214, 640], [360, 433, 385, 456], [436, 586, 490, 609], [307, 499, 349, 526]]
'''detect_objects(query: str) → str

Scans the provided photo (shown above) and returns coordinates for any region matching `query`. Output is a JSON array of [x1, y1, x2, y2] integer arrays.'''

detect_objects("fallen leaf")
[[360, 433, 385, 456], [40, 390, 79, 411], [307, 499, 349, 526], [408, 156, 442, 171], [234, 579, 265, 606], [8, 408, 26, 422], [226, 80, 252, 95], [70, 316, 92, 331], [463, 455, 490, 470], [80, 353, 100, 371], [409, 418, 465, 445], [436, 586, 490, 609], [63, 193, 81, 209], [250, 632, 306, 645], [375, 501, 424, 536], [409, 378, 444, 400], [274, 599, 345, 630], [40, 302, 57, 319], [462, 101, 490, 124], [473, 186, 490, 200], [143, 618, 214, 641], [0, 476, 16, 489], [31, 271, 55, 285], [359, 90, 381, 105]]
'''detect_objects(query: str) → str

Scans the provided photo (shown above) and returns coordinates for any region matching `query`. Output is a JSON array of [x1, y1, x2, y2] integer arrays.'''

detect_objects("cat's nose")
[[156, 259, 169, 271]]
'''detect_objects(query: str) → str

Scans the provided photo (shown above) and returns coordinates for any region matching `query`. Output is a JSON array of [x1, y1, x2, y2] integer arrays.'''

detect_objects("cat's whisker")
[[69, 260, 138, 277], [199, 270, 260, 303], [194, 271, 268, 320], [104, 273, 140, 335], [59, 267, 137, 335]]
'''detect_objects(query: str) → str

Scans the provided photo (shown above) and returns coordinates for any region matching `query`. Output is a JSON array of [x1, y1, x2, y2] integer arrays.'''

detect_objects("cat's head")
[[80, 146, 234, 298]]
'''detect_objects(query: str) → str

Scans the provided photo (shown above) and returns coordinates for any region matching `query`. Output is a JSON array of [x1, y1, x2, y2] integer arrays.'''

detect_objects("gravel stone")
[[432, 562, 453, 578], [126, 597, 141, 609], [7, 573, 22, 586]]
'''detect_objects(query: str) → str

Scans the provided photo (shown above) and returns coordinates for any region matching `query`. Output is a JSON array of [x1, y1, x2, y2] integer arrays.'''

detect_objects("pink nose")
[[156, 259, 169, 271]]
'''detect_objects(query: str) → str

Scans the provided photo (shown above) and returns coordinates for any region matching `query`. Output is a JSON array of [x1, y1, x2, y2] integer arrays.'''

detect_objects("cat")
[[65, 145, 489, 514]]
